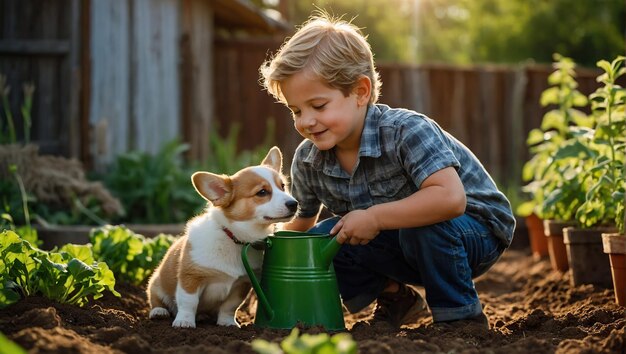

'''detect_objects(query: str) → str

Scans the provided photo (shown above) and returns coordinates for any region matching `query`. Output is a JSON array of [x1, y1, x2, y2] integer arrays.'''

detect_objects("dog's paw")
[[217, 315, 239, 327], [172, 313, 196, 328], [149, 307, 170, 319]]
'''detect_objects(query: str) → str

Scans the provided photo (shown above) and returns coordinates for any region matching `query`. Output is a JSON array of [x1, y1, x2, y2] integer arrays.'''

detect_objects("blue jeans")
[[308, 214, 504, 322]]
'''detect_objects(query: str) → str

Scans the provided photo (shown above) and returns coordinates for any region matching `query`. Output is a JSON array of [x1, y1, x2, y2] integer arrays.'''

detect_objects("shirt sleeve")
[[396, 116, 460, 189], [289, 146, 322, 218]]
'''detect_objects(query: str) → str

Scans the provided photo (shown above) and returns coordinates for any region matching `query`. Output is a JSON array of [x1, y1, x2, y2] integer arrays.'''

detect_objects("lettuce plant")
[[89, 225, 176, 285], [252, 328, 357, 354], [0, 230, 119, 308]]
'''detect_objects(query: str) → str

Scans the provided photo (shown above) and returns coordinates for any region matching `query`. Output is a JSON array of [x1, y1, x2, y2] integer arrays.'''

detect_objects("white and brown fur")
[[146, 147, 297, 328]]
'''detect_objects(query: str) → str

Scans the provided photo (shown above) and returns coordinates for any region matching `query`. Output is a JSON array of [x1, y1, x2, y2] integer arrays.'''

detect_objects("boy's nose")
[[300, 113, 316, 128]]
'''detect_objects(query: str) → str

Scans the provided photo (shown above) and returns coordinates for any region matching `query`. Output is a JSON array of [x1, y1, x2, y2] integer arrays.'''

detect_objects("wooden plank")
[[89, 0, 130, 170], [508, 67, 528, 185], [180, 0, 213, 161], [0, 40, 70, 55], [131, 0, 180, 155], [80, 0, 92, 168], [67, 0, 81, 159], [450, 69, 467, 144]]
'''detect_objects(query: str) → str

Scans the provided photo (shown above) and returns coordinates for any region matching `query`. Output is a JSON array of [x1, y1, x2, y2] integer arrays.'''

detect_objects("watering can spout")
[[321, 235, 342, 269]]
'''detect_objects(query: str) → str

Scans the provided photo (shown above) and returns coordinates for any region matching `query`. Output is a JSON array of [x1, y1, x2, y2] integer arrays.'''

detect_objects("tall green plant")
[[576, 56, 626, 231], [104, 140, 203, 224], [0, 74, 35, 145], [202, 118, 276, 175], [518, 54, 592, 220]]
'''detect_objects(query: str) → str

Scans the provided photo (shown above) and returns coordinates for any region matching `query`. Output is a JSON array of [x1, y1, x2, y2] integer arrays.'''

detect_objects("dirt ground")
[[1, 247, 624, 354]]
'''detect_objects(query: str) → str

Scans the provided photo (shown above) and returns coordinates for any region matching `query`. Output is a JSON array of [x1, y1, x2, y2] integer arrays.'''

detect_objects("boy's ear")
[[354, 76, 372, 106], [261, 146, 283, 172]]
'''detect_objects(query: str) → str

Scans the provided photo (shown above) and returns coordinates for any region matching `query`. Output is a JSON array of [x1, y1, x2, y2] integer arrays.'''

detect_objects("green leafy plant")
[[576, 56, 626, 232], [0, 229, 119, 308], [103, 139, 203, 224], [102, 120, 276, 225], [251, 328, 357, 354], [0, 212, 40, 249], [518, 54, 593, 221], [0, 331, 26, 354], [0, 74, 34, 145], [89, 225, 176, 285]]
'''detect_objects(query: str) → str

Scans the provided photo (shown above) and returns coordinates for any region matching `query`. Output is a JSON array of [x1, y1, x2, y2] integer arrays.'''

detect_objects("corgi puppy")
[[147, 146, 298, 328]]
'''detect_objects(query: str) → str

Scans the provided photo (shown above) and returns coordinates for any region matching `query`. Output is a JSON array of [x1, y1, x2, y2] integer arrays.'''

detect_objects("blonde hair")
[[260, 13, 381, 104]]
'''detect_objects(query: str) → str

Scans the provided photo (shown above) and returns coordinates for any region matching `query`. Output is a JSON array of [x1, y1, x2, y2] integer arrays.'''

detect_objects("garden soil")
[[1, 249, 624, 353]]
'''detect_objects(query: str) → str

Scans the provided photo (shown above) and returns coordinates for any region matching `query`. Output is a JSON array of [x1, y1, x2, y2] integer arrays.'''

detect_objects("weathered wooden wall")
[[180, 0, 214, 162], [89, 0, 180, 171], [214, 37, 301, 164], [0, 0, 81, 157]]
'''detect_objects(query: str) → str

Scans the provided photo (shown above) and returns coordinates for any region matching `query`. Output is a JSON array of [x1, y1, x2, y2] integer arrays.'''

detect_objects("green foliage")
[[279, 0, 625, 66], [518, 54, 590, 220], [576, 56, 626, 231], [537, 131, 596, 221], [102, 119, 276, 225], [413, 0, 624, 67], [0, 74, 35, 144], [0, 332, 26, 354], [0, 229, 120, 309], [521, 54, 626, 232], [89, 225, 176, 285], [200, 119, 276, 175], [1, 212, 41, 248], [251, 328, 357, 354], [259, 0, 620, 66], [103, 140, 203, 224], [288, 0, 415, 63]]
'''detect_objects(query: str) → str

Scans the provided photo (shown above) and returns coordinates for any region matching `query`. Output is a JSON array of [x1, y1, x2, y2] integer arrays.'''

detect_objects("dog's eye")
[[280, 183, 286, 191], [256, 189, 269, 197]]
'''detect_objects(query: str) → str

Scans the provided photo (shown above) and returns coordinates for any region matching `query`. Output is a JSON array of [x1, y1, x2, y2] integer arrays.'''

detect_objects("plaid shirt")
[[290, 104, 516, 246]]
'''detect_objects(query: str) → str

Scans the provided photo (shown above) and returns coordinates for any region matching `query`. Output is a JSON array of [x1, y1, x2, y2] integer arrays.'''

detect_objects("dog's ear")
[[261, 146, 282, 172], [192, 172, 233, 207]]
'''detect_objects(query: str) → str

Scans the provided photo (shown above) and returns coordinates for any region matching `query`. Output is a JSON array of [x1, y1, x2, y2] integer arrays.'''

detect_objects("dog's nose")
[[285, 200, 298, 213]]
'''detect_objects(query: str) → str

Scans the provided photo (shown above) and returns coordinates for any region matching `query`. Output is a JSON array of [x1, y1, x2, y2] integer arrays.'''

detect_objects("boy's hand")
[[330, 210, 380, 245]]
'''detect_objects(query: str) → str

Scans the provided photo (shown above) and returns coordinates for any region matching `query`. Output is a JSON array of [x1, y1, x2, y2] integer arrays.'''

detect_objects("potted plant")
[[519, 54, 591, 270], [562, 56, 625, 300], [563, 56, 624, 288]]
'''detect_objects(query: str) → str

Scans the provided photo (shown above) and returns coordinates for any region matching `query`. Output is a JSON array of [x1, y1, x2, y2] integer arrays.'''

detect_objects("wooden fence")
[[214, 37, 607, 187], [0, 0, 82, 157]]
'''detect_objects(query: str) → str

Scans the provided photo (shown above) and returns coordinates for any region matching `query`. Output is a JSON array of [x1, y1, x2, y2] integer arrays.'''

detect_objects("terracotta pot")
[[525, 214, 548, 259], [602, 233, 626, 307], [563, 227, 616, 288], [544, 220, 576, 272]]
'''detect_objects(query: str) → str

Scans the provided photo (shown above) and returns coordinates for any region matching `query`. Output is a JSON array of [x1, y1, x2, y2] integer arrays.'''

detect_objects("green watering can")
[[241, 231, 345, 330]]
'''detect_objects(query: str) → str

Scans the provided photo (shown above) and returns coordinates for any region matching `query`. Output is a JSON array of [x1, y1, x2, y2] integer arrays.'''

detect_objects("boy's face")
[[280, 71, 369, 152]]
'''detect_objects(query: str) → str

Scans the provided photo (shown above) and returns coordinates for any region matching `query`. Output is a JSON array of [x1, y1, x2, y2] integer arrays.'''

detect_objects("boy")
[[259, 13, 515, 329]]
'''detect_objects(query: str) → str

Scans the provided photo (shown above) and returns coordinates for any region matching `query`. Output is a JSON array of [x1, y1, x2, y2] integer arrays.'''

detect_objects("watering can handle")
[[241, 243, 274, 321], [321, 234, 343, 269]]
